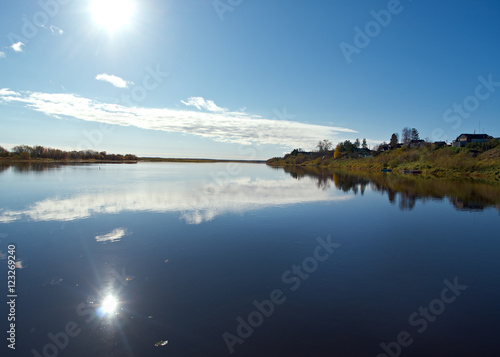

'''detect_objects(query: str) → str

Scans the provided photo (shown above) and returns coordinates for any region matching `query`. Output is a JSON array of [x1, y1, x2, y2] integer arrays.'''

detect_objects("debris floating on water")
[[15, 260, 25, 269], [50, 278, 63, 285], [155, 340, 168, 347]]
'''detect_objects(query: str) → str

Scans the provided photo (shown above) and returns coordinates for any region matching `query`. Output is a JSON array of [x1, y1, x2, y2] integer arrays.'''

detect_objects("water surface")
[[1, 162, 499, 357]]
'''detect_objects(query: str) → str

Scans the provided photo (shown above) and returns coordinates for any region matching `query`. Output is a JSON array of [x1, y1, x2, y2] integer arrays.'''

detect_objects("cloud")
[[95, 74, 133, 88], [50, 25, 64, 35], [181, 97, 227, 112], [95, 228, 127, 243], [40, 25, 64, 35], [0, 89, 357, 148], [11, 42, 25, 52], [0, 177, 352, 225], [0, 52, 5, 59], [0, 88, 19, 96]]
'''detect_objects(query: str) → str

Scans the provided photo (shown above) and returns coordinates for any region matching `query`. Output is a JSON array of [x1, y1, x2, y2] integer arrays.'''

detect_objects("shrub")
[[18, 152, 30, 160]]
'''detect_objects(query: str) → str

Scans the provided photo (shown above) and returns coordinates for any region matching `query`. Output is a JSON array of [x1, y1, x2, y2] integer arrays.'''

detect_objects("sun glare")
[[101, 295, 118, 314], [92, 0, 134, 31]]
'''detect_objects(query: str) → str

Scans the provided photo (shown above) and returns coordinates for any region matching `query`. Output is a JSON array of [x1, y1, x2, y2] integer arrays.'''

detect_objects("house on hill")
[[357, 148, 373, 158], [407, 140, 426, 148], [378, 143, 391, 152], [433, 141, 448, 148], [452, 133, 493, 147]]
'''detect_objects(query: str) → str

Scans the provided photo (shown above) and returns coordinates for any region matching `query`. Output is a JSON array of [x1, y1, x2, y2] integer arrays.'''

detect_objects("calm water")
[[1, 162, 499, 357]]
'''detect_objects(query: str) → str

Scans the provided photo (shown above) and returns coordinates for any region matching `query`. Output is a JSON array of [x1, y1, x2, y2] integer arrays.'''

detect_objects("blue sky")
[[1, 0, 499, 159]]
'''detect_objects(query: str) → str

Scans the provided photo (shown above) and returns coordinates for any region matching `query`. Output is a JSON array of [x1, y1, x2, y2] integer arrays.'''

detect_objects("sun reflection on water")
[[97, 294, 119, 317]]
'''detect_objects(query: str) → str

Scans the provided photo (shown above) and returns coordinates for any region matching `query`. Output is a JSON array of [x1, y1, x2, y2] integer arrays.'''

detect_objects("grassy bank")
[[267, 145, 500, 183]]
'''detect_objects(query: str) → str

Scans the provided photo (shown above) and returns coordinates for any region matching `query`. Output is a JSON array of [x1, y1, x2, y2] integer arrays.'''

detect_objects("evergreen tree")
[[411, 128, 420, 141], [390, 133, 399, 149]]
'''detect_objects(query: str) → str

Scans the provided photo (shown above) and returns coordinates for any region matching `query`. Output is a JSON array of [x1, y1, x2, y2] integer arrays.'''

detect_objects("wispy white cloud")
[[181, 97, 227, 112], [95, 228, 127, 243], [50, 25, 64, 35], [40, 25, 64, 35], [0, 89, 357, 148], [96, 74, 133, 88], [0, 52, 5, 59], [10, 42, 25, 52]]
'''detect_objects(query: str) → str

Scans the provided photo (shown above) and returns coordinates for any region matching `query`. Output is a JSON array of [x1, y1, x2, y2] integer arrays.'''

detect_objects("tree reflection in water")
[[1, 162, 499, 213], [282, 166, 500, 213]]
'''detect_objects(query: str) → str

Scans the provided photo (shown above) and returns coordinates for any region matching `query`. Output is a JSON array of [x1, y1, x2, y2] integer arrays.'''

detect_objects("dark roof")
[[457, 133, 491, 140]]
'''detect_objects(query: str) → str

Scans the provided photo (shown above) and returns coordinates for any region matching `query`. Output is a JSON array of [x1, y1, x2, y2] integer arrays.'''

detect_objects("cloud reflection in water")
[[0, 177, 351, 225], [95, 228, 128, 243]]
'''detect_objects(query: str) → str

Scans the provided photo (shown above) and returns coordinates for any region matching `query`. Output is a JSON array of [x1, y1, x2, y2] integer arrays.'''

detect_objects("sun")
[[101, 295, 118, 314], [92, 0, 134, 31]]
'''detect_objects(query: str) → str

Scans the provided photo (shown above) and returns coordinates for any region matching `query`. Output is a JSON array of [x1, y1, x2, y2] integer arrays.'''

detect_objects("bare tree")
[[402, 127, 411, 143], [317, 139, 333, 152]]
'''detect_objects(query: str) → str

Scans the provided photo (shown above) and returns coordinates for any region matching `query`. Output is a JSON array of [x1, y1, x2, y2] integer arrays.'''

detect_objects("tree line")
[[283, 127, 423, 163], [316, 127, 422, 156], [0, 145, 137, 161], [385, 127, 421, 150], [314, 138, 369, 156]]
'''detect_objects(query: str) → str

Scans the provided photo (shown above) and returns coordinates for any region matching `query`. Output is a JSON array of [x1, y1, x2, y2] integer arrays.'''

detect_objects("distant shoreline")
[[0, 145, 265, 164], [138, 157, 265, 164], [0, 158, 266, 164]]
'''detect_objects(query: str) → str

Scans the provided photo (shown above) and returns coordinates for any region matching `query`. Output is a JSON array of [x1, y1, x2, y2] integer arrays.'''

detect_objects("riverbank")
[[0, 158, 138, 164], [280, 165, 500, 208], [0, 157, 265, 164], [267, 146, 500, 183]]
